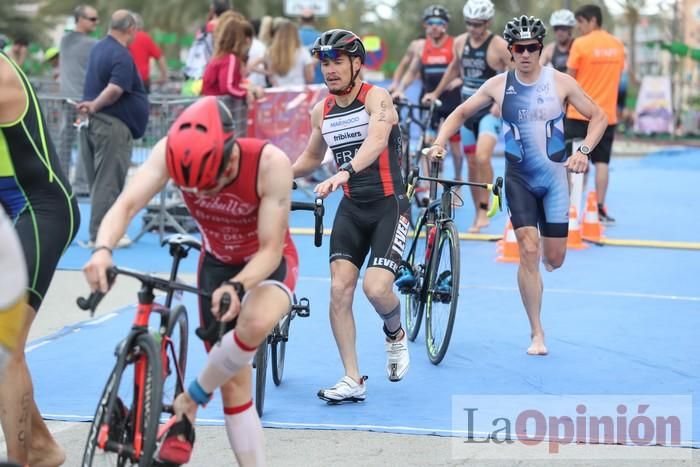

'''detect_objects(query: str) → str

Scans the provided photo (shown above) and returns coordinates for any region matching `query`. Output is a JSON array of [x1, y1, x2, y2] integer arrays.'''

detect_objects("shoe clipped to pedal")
[[155, 415, 196, 466]]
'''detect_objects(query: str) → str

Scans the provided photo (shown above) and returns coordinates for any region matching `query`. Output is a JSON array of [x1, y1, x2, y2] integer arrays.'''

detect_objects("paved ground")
[[2, 271, 696, 466]]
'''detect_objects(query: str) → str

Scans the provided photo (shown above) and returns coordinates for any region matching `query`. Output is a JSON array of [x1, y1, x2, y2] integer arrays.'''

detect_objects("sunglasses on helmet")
[[425, 18, 447, 26], [314, 49, 344, 61], [511, 43, 542, 54]]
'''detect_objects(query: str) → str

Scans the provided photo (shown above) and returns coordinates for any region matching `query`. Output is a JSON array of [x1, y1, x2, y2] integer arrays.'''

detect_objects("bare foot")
[[28, 442, 66, 467], [467, 218, 489, 233], [527, 334, 548, 356]]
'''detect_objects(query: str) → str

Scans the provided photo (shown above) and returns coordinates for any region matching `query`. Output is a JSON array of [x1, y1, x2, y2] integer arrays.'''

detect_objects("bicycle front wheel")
[[82, 332, 163, 467], [271, 313, 291, 386], [254, 341, 269, 417], [404, 210, 429, 342], [425, 221, 460, 365]]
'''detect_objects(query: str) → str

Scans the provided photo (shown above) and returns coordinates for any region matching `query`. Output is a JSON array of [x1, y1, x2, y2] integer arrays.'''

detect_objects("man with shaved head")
[[76, 9, 149, 248], [58, 4, 98, 194]]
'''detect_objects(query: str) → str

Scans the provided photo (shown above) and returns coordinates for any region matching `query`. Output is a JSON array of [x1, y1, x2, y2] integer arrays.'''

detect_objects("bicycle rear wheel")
[[403, 210, 429, 342], [254, 341, 269, 417], [271, 312, 291, 386], [424, 221, 460, 365], [162, 305, 188, 412], [82, 332, 163, 467]]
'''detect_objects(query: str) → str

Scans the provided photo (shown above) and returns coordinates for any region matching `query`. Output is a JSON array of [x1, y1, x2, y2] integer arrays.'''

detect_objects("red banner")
[[247, 85, 328, 162]]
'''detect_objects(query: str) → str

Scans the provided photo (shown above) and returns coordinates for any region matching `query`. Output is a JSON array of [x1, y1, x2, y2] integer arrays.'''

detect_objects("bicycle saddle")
[[161, 234, 202, 251]]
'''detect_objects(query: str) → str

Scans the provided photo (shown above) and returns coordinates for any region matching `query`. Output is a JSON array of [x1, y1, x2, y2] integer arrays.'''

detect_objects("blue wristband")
[[187, 379, 212, 406]]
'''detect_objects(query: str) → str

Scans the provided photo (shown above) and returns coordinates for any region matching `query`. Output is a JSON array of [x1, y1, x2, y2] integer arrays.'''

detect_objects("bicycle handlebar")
[[77, 265, 234, 344], [406, 168, 504, 218], [392, 98, 442, 112], [194, 293, 231, 345], [291, 199, 325, 247], [77, 266, 206, 314], [291, 181, 325, 247]]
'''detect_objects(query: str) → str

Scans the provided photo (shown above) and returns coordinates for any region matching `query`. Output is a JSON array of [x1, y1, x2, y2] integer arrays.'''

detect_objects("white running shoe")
[[386, 330, 410, 382], [317, 375, 367, 403]]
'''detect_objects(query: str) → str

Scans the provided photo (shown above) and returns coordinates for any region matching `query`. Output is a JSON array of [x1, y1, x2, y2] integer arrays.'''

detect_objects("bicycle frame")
[[80, 239, 203, 463], [395, 100, 440, 183]]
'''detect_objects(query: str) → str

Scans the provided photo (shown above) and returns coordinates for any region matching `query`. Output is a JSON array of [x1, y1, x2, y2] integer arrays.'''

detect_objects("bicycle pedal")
[[294, 297, 311, 317]]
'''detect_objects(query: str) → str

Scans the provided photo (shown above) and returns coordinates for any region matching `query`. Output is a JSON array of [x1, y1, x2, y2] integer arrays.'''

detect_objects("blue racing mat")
[[58, 146, 700, 273], [33, 240, 700, 446]]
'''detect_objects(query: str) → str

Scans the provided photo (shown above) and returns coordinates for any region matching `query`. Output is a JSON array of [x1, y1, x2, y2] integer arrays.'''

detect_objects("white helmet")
[[549, 9, 576, 28], [463, 0, 495, 21]]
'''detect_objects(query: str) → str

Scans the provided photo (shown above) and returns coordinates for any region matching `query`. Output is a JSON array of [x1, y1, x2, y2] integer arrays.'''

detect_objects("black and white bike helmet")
[[503, 15, 547, 44], [311, 29, 366, 64], [311, 29, 366, 95], [423, 4, 451, 22], [462, 0, 494, 21]]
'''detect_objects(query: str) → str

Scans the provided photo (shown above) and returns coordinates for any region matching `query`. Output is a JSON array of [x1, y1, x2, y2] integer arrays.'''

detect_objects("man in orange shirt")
[[565, 4, 624, 224]]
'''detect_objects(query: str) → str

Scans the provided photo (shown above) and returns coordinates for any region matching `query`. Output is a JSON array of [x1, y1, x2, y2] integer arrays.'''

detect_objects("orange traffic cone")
[[582, 191, 604, 242], [496, 220, 520, 263], [567, 205, 588, 250]]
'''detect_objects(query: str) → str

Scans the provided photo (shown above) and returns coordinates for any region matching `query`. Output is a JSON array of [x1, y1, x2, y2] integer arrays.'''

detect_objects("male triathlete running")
[[423, 0, 511, 233], [539, 9, 576, 72], [83, 96, 297, 466], [392, 5, 464, 187], [426, 16, 606, 356], [0, 49, 80, 467], [293, 29, 410, 403]]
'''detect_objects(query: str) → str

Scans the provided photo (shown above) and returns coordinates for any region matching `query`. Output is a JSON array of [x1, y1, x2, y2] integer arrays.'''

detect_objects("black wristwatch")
[[224, 280, 246, 300], [339, 162, 356, 177], [578, 144, 592, 159]]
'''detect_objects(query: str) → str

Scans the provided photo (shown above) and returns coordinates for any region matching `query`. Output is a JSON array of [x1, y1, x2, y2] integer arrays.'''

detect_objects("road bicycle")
[[396, 162, 503, 365], [78, 235, 216, 467], [79, 195, 323, 464], [195, 195, 325, 417]]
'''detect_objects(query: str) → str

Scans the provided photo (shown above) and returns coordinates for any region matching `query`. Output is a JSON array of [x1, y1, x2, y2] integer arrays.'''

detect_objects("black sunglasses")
[[83, 16, 99, 22], [553, 26, 572, 32], [465, 20, 486, 28], [511, 43, 542, 54]]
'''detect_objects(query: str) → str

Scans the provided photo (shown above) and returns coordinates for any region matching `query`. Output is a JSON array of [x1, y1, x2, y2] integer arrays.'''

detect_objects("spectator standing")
[[77, 10, 149, 247], [182, 0, 232, 80], [128, 13, 168, 93], [6, 37, 29, 68], [251, 20, 313, 87], [298, 8, 323, 84], [43, 47, 60, 80], [58, 4, 98, 192], [565, 4, 625, 224], [202, 16, 259, 137], [246, 18, 268, 88]]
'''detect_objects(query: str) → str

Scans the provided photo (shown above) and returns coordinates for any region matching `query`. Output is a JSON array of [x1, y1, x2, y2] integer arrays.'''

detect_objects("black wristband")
[[339, 161, 356, 177], [92, 246, 112, 256], [224, 280, 246, 300]]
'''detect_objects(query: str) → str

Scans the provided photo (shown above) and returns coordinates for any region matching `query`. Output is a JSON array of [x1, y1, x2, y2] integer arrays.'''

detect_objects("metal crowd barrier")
[[35, 85, 327, 242]]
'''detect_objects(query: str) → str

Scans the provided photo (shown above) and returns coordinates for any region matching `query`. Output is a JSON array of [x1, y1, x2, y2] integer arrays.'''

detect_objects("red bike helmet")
[[165, 96, 235, 191]]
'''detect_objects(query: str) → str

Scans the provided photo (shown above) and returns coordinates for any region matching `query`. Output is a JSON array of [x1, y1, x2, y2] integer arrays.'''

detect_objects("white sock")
[[197, 330, 257, 394], [224, 400, 266, 467]]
